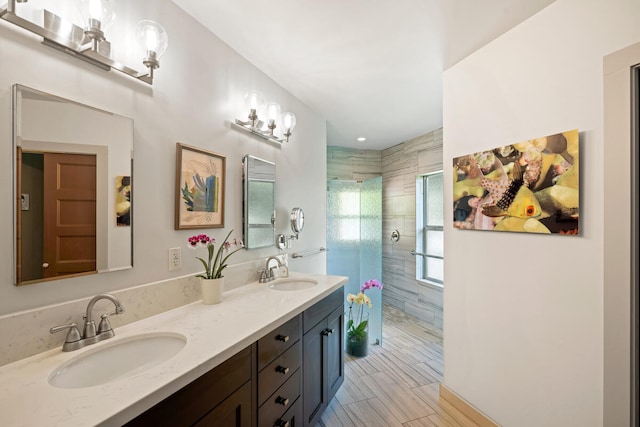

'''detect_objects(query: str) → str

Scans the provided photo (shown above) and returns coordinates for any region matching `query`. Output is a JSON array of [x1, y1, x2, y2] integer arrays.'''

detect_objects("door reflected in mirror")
[[13, 85, 134, 286], [242, 155, 275, 249]]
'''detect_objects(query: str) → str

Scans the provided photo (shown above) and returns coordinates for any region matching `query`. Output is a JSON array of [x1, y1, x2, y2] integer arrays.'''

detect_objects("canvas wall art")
[[115, 175, 131, 226], [453, 129, 579, 235], [175, 143, 225, 230]]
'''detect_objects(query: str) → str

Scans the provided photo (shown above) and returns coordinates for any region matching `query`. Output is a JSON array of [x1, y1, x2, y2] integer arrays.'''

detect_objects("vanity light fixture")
[[78, 0, 115, 50], [135, 20, 168, 81], [262, 101, 282, 137], [280, 111, 297, 142], [234, 90, 297, 144], [0, 0, 168, 85]]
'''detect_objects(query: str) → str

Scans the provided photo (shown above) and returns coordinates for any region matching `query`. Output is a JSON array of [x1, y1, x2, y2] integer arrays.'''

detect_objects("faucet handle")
[[97, 313, 115, 337], [50, 322, 82, 349]]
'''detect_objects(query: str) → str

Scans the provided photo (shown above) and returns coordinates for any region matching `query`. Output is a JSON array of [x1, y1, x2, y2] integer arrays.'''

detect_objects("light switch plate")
[[21, 193, 29, 211]]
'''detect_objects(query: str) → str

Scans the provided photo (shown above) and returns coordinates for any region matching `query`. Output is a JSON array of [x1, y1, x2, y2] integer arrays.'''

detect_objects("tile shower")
[[327, 127, 444, 333]]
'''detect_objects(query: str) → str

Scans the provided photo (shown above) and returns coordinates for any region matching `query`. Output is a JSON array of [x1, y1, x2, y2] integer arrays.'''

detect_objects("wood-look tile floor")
[[317, 304, 479, 427]]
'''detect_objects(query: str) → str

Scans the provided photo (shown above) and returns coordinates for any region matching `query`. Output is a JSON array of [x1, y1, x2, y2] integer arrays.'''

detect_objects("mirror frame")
[[242, 155, 276, 249], [291, 207, 304, 234], [13, 84, 134, 285]]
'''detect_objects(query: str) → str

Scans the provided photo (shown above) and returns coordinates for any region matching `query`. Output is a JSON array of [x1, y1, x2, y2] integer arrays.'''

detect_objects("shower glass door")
[[327, 177, 383, 345]]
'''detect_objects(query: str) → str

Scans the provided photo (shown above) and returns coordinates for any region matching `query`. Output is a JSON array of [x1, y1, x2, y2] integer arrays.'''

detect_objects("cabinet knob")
[[275, 420, 290, 427], [275, 396, 290, 406], [321, 328, 334, 336], [275, 365, 290, 375], [275, 334, 289, 343]]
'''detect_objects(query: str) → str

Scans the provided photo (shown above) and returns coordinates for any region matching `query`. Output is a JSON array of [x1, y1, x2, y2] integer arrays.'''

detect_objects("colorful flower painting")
[[453, 129, 579, 235], [175, 143, 226, 230]]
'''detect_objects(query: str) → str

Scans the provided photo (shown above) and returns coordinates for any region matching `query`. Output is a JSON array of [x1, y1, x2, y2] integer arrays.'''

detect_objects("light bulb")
[[263, 102, 281, 123], [279, 112, 296, 141], [244, 90, 264, 111], [280, 112, 296, 131], [78, 0, 116, 30], [136, 20, 168, 58]]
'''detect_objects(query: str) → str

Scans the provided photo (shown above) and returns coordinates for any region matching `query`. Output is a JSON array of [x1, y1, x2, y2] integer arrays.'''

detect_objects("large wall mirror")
[[13, 85, 133, 286], [242, 155, 275, 249]]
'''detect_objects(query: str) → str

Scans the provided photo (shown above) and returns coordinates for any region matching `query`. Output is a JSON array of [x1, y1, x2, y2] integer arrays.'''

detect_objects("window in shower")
[[416, 171, 444, 285]]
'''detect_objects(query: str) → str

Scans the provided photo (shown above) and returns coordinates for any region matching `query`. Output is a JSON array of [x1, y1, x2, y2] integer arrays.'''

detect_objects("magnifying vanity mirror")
[[290, 207, 304, 236], [277, 207, 305, 249], [242, 155, 275, 249], [13, 85, 134, 285]]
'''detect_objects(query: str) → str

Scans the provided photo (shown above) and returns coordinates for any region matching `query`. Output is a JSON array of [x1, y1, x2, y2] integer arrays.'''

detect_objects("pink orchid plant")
[[188, 230, 243, 279]]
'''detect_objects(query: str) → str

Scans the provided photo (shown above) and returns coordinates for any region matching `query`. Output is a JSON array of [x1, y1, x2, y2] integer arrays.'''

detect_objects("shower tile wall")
[[327, 146, 382, 180], [383, 129, 443, 332], [327, 128, 443, 333]]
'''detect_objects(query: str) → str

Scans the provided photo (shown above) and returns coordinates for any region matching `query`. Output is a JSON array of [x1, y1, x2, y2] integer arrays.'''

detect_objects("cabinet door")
[[124, 345, 253, 427], [326, 306, 344, 402], [302, 318, 327, 427], [195, 381, 252, 427]]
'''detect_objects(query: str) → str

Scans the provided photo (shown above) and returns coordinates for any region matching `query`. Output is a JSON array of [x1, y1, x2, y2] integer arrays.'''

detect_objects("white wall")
[[442, 1, 639, 426], [0, 0, 327, 315]]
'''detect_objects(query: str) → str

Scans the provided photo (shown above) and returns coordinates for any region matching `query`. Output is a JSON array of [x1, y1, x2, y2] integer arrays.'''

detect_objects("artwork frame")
[[452, 129, 579, 235], [175, 143, 226, 230]]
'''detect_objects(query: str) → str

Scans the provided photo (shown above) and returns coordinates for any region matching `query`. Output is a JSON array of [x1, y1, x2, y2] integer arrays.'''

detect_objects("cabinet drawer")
[[273, 396, 303, 427], [258, 340, 301, 405], [258, 314, 301, 371], [303, 288, 343, 334], [258, 370, 301, 427]]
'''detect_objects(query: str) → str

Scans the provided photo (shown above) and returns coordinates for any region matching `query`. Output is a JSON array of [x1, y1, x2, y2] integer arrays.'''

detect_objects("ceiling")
[[172, 0, 555, 150]]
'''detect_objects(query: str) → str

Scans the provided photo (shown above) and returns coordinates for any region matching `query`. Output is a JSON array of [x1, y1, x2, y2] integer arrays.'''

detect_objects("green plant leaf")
[[355, 320, 368, 334], [196, 257, 210, 278], [212, 229, 233, 275], [216, 247, 243, 277]]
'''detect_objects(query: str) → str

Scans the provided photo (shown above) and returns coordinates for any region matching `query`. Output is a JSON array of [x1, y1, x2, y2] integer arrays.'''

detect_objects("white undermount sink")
[[48, 332, 186, 389], [268, 278, 318, 291]]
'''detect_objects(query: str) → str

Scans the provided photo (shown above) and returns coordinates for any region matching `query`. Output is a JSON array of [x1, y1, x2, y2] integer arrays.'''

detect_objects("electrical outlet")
[[168, 247, 181, 271]]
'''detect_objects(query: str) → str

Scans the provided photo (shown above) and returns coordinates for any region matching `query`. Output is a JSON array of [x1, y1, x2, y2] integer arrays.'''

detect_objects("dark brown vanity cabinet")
[[257, 315, 303, 427], [123, 287, 344, 427], [302, 288, 345, 427], [125, 344, 255, 427]]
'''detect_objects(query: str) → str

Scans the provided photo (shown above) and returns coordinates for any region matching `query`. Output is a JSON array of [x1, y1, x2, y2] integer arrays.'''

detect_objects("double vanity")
[[0, 273, 347, 426]]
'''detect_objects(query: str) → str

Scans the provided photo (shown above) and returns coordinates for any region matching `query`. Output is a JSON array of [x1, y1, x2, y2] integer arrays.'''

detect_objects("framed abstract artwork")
[[175, 143, 226, 230], [452, 129, 579, 235]]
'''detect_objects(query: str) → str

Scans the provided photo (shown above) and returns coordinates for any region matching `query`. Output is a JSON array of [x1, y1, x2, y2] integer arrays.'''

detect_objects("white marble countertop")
[[0, 273, 347, 427]]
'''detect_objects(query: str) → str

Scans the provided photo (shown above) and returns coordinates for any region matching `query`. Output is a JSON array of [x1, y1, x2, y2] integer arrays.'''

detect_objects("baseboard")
[[439, 383, 500, 427]]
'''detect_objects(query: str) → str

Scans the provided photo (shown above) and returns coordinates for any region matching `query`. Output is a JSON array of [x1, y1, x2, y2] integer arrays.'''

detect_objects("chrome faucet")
[[50, 293, 124, 352], [259, 256, 288, 283]]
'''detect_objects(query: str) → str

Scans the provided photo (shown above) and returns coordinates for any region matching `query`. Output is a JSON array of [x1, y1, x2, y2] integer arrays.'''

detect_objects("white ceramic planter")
[[200, 277, 224, 304]]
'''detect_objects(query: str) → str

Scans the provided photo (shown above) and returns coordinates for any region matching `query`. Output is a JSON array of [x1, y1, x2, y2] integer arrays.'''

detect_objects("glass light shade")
[[279, 112, 297, 131], [78, 0, 116, 29], [244, 90, 264, 111], [263, 102, 281, 122], [135, 20, 168, 58]]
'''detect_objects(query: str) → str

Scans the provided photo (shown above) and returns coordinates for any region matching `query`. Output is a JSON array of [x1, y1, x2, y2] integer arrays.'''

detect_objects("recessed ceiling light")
[[356, 137, 366, 142]]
